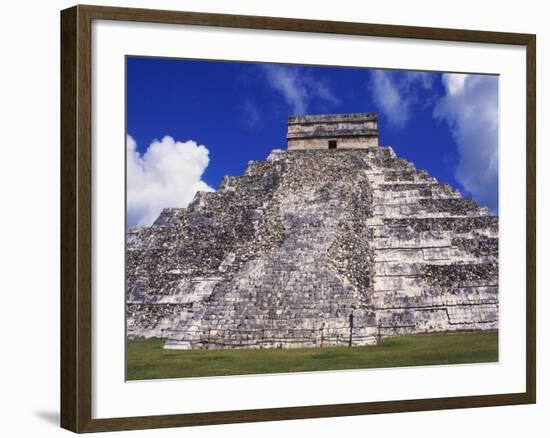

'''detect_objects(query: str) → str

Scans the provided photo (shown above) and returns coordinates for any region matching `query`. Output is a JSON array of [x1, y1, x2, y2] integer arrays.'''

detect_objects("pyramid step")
[[373, 246, 477, 263]]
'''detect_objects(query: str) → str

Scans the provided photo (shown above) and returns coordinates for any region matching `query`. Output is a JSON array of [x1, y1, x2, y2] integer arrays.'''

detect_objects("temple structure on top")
[[287, 112, 379, 150]]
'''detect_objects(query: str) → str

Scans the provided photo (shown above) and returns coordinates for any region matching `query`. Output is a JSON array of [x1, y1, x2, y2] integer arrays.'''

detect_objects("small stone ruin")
[[126, 113, 498, 349]]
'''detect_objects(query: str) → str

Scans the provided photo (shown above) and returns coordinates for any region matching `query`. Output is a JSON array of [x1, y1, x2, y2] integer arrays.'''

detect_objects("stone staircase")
[[164, 150, 379, 349]]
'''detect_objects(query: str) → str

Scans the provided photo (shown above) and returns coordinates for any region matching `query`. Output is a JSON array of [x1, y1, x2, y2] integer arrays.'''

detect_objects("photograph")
[[53, 2, 537, 433], [125, 57, 500, 381]]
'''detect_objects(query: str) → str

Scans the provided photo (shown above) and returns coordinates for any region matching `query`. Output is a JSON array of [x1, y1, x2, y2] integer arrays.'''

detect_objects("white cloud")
[[312, 81, 340, 106], [242, 98, 261, 128], [127, 135, 214, 227], [433, 74, 499, 212], [443, 74, 467, 96], [369, 70, 435, 128], [261, 65, 340, 114]]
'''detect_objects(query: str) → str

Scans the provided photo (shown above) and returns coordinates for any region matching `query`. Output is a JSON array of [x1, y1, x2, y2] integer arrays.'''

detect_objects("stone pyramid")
[[126, 113, 498, 349]]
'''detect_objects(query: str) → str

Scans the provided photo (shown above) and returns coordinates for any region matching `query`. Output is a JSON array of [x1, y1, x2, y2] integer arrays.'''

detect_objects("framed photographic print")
[[60, 4, 536, 433]]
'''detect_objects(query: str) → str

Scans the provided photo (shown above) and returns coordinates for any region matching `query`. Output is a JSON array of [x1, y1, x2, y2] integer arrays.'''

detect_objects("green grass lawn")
[[126, 331, 498, 381]]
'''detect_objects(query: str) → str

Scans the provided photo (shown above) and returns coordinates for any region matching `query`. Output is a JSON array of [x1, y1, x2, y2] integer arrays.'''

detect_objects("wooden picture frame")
[[60, 4, 536, 433]]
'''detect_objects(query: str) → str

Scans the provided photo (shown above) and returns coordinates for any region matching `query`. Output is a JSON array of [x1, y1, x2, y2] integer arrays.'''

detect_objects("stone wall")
[[287, 112, 379, 150], [287, 136, 378, 150], [126, 146, 498, 349]]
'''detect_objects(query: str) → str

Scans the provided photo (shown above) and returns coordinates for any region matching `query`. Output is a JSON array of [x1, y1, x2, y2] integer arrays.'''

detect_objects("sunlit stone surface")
[[126, 114, 498, 349]]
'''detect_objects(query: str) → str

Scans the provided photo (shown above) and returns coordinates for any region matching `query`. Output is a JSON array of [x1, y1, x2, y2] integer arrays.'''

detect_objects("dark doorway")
[[328, 140, 337, 149]]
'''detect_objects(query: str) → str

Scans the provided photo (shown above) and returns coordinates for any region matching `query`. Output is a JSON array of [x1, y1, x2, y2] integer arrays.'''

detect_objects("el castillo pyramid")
[[126, 113, 498, 349]]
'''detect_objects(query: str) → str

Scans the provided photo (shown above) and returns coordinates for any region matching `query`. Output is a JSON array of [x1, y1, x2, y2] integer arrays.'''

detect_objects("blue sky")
[[126, 57, 498, 227]]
